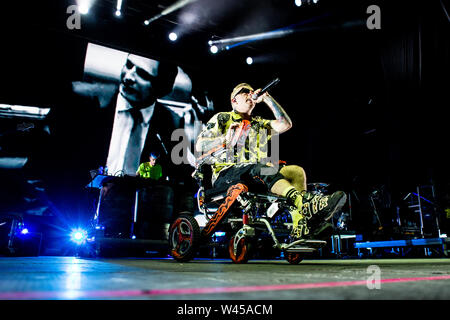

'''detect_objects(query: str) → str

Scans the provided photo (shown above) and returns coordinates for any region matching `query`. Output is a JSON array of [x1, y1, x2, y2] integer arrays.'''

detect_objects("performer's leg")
[[270, 179, 302, 209], [279, 165, 307, 192], [270, 179, 308, 237], [271, 177, 347, 238], [253, 164, 347, 239]]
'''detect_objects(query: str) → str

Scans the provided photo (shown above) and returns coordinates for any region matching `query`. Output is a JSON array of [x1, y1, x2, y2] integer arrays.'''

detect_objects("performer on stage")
[[136, 152, 163, 181], [196, 82, 347, 239]]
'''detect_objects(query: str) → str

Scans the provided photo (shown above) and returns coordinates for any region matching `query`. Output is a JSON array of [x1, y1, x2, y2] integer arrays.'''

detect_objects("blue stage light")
[[21, 228, 29, 235], [70, 229, 88, 245]]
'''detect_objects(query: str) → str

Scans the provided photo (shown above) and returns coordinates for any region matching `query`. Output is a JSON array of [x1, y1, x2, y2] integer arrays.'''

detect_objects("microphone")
[[252, 78, 280, 100]]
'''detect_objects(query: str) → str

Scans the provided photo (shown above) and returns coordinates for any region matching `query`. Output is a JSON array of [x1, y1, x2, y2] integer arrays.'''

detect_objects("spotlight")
[[144, 20, 150, 25], [143, 0, 197, 26], [169, 32, 178, 41], [78, 4, 89, 14], [210, 45, 218, 54], [206, 12, 331, 51], [246, 57, 253, 65], [313, 0, 319, 3], [70, 229, 88, 245], [295, 0, 302, 6], [21, 228, 29, 235], [208, 40, 213, 46], [77, 0, 90, 14], [115, 10, 121, 16], [116, 0, 123, 13]]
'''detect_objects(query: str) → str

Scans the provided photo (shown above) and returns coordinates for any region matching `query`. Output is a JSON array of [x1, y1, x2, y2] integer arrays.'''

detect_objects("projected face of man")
[[119, 54, 161, 108]]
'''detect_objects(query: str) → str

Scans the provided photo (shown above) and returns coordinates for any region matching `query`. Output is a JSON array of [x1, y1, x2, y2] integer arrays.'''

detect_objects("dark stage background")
[[0, 0, 448, 253]]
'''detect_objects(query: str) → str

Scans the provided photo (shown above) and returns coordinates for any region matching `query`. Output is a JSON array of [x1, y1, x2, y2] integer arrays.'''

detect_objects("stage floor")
[[0, 256, 449, 300]]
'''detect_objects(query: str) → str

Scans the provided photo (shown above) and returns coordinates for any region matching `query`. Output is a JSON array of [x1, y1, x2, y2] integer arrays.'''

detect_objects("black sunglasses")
[[234, 88, 252, 99]]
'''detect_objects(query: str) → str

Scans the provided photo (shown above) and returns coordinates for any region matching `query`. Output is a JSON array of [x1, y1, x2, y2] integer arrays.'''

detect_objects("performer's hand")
[[252, 89, 269, 104], [225, 123, 240, 145]]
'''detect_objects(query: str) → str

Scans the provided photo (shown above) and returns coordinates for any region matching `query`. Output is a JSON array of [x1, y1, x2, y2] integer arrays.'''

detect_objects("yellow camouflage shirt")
[[197, 111, 273, 184]]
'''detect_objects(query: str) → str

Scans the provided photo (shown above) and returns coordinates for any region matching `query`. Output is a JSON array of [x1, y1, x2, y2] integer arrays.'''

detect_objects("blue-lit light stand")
[[330, 231, 357, 258], [2, 217, 42, 256]]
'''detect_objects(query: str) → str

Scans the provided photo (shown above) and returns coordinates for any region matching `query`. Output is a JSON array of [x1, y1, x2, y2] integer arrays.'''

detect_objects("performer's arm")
[[195, 135, 225, 153], [195, 114, 225, 153], [196, 122, 241, 153], [255, 90, 292, 134]]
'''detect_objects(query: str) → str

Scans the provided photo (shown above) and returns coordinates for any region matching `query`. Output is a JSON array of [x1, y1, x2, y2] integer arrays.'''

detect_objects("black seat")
[[197, 163, 277, 201], [198, 163, 213, 190], [204, 185, 230, 199]]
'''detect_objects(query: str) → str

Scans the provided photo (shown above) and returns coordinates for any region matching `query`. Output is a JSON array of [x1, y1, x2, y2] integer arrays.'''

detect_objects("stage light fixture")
[[144, 0, 197, 26], [295, 0, 302, 7], [73, 232, 83, 240], [77, 0, 91, 14], [144, 20, 150, 25], [79, 5, 89, 14], [246, 57, 253, 65], [208, 12, 330, 50], [70, 229, 88, 245], [169, 32, 178, 41], [210, 45, 218, 54], [115, 0, 122, 17], [21, 228, 29, 235]]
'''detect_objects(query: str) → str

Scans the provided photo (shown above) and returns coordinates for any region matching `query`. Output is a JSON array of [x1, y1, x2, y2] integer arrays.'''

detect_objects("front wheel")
[[169, 214, 200, 262], [229, 236, 251, 264]]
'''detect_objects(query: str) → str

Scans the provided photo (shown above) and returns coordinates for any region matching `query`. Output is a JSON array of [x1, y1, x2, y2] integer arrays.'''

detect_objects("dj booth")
[[84, 174, 193, 257]]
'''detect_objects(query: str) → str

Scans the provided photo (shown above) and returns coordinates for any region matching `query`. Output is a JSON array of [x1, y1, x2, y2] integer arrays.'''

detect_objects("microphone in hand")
[[252, 78, 280, 100]]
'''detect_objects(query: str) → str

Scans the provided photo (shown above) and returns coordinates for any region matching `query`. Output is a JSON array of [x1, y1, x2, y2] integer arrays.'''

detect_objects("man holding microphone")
[[195, 82, 347, 239]]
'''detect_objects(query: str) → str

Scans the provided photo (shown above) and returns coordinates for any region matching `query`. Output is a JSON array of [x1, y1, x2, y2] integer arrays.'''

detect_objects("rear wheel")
[[229, 236, 251, 264], [285, 252, 304, 265], [169, 214, 200, 262]]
